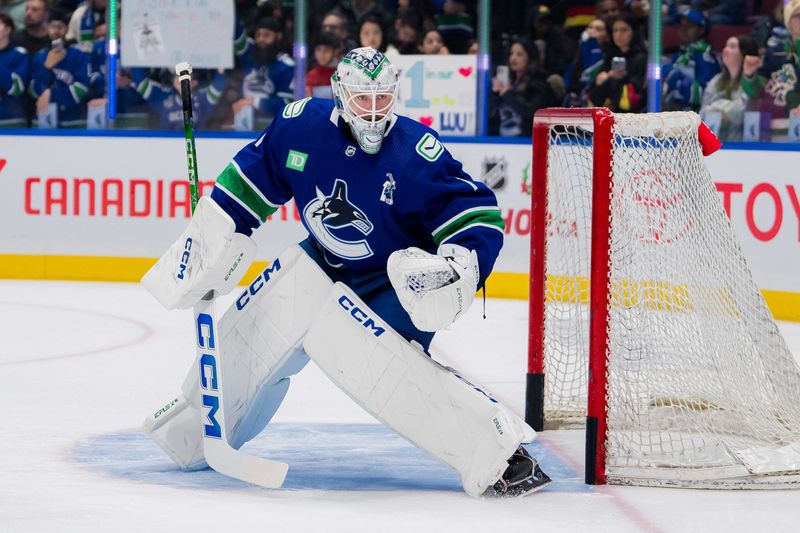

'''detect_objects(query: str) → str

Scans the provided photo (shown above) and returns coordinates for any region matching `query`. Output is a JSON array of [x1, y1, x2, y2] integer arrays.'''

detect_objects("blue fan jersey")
[[210, 97, 505, 288], [30, 45, 90, 127], [0, 45, 29, 126]]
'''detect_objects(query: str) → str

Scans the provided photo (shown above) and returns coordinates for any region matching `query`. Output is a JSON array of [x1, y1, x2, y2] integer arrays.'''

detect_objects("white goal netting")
[[538, 111, 800, 487]]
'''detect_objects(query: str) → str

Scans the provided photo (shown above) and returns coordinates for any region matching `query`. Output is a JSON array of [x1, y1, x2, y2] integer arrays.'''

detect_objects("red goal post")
[[526, 108, 800, 488]]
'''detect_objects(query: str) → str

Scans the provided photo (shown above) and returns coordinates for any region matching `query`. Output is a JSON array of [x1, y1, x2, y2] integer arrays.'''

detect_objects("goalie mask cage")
[[526, 108, 800, 488]]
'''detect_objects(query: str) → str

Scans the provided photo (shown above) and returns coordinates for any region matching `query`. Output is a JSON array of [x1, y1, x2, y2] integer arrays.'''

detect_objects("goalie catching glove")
[[141, 197, 257, 309], [387, 243, 479, 332]]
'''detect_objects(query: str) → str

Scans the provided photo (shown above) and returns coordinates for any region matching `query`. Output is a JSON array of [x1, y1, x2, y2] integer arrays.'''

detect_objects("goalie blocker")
[[144, 243, 550, 497]]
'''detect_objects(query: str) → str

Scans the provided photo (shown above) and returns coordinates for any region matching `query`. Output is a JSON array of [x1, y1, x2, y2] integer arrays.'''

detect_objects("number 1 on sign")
[[404, 60, 429, 108]]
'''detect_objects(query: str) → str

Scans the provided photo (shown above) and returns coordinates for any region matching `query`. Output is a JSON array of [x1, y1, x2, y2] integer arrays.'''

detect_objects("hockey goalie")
[[141, 47, 550, 498]]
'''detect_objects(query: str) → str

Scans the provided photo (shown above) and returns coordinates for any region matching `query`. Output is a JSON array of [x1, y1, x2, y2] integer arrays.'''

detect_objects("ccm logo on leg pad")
[[235, 259, 282, 310], [338, 295, 385, 337]]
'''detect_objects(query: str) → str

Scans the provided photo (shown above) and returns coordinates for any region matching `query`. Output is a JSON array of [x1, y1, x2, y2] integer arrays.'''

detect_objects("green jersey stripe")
[[431, 206, 501, 237], [432, 209, 505, 245], [10, 73, 24, 97], [438, 223, 505, 246], [230, 160, 280, 208], [216, 163, 278, 222], [215, 181, 271, 224]]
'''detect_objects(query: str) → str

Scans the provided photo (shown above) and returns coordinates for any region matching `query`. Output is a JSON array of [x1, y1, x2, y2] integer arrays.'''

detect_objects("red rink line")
[[0, 300, 153, 366], [536, 432, 666, 533]]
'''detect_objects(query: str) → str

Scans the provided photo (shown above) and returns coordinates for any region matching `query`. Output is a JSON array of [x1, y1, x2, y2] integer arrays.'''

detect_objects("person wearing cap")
[[232, 17, 295, 130], [525, 4, 573, 83], [662, 10, 721, 112]]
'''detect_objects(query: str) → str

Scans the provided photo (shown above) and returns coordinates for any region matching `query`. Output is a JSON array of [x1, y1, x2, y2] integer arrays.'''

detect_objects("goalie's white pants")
[[144, 245, 536, 496], [143, 245, 333, 470]]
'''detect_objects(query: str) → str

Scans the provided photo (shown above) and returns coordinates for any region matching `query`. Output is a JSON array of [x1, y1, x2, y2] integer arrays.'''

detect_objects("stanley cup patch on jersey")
[[380, 173, 396, 205], [302, 179, 375, 260]]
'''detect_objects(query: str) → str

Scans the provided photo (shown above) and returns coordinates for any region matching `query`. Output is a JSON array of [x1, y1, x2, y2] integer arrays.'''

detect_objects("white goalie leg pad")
[[302, 282, 536, 497], [144, 245, 333, 470]]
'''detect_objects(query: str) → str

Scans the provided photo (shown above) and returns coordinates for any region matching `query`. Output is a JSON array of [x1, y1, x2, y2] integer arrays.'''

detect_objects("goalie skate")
[[484, 446, 551, 498]]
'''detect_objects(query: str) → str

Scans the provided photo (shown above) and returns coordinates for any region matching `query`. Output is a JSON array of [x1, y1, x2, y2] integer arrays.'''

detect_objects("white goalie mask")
[[332, 47, 399, 154]]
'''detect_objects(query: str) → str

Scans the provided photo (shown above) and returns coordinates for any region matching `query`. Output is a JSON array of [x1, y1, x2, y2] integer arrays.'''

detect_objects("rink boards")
[[0, 132, 798, 321]]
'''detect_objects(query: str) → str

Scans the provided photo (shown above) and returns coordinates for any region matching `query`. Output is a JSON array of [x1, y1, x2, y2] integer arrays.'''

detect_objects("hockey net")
[[527, 108, 800, 487]]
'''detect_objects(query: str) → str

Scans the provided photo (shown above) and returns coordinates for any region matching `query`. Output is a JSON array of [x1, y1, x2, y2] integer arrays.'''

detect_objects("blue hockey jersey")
[[0, 45, 29, 127], [88, 39, 148, 127], [239, 49, 295, 117], [133, 70, 226, 131], [210, 97, 505, 288], [30, 45, 90, 127]]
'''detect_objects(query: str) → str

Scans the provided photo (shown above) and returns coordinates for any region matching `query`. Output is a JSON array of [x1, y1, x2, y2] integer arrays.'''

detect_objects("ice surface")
[[1, 280, 799, 532]]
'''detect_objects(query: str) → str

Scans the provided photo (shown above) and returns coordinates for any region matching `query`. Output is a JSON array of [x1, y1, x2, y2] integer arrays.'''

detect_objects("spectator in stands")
[[589, 13, 647, 112], [701, 35, 763, 140], [86, 13, 149, 129], [321, 10, 357, 52], [705, 0, 747, 26], [12, 0, 49, 56], [564, 17, 608, 105], [29, 8, 90, 127], [595, 0, 620, 22], [0, 12, 29, 127], [66, 0, 106, 52], [561, 0, 601, 42], [417, 28, 449, 54], [391, 8, 423, 54], [751, 1, 787, 55], [232, 17, 294, 129], [338, 0, 391, 32], [0, 0, 25, 28], [357, 12, 397, 55], [525, 4, 573, 80], [489, 38, 559, 137], [662, 10, 721, 112], [435, 0, 473, 53], [133, 68, 227, 131], [305, 32, 341, 98], [395, 0, 436, 28], [755, 0, 800, 119]]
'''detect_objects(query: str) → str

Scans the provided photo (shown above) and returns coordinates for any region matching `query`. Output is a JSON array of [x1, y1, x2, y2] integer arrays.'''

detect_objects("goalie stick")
[[176, 61, 288, 488]]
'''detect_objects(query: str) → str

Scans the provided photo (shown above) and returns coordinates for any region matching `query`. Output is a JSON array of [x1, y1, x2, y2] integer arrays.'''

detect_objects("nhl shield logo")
[[480, 157, 507, 190], [345, 145, 357, 157]]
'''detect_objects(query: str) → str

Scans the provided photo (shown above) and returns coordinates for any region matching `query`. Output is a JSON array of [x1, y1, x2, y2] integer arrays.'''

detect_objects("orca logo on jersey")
[[302, 179, 375, 260]]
